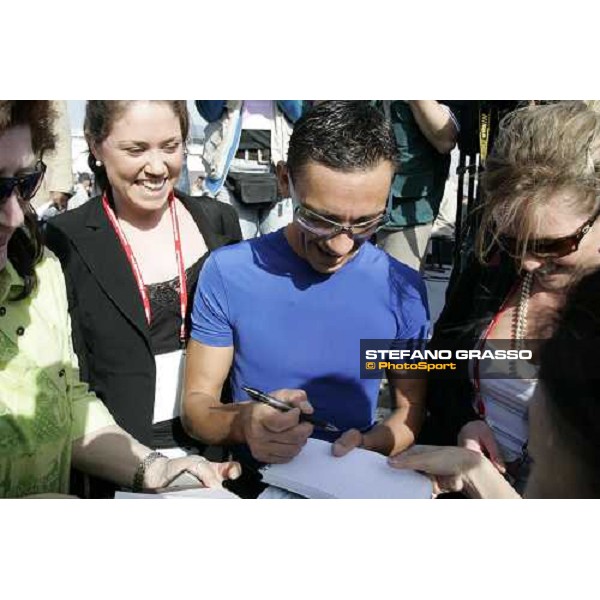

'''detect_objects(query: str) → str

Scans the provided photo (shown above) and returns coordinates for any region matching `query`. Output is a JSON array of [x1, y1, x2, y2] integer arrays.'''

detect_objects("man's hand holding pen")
[[241, 389, 314, 464]]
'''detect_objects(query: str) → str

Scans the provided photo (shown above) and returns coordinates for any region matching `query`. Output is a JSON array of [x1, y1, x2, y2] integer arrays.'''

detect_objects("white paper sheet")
[[115, 488, 239, 500], [153, 349, 185, 424], [261, 439, 433, 499]]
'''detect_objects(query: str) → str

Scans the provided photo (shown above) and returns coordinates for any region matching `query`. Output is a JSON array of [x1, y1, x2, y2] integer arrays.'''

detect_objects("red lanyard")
[[472, 277, 522, 417], [102, 191, 188, 345]]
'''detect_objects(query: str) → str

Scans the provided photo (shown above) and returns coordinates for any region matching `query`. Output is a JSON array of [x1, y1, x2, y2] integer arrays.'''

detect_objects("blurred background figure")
[[68, 172, 92, 210], [196, 101, 307, 239], [33, 100, 73, 220], [376, 100, 458, 272], [190, 174, 204, 196]]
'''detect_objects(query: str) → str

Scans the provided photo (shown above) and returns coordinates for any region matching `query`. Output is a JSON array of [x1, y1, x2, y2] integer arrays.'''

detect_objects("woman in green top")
[[0, 101, 240, 498]]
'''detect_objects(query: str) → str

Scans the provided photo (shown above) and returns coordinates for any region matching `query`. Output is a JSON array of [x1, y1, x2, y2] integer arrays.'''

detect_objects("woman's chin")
[[122, 184, 173, 212]]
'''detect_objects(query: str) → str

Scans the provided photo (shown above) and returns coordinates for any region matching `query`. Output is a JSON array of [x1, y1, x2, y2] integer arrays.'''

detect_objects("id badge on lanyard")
[[153, 349, 186, 424], [102, 192, 189, 422]]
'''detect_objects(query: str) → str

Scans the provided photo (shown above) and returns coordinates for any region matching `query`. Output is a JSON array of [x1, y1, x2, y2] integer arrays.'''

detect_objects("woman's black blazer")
[[45, 191, 242, 446]]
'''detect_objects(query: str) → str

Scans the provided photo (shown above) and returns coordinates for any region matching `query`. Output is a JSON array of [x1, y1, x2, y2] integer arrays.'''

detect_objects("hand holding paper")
[[261, 438, 433, 499]]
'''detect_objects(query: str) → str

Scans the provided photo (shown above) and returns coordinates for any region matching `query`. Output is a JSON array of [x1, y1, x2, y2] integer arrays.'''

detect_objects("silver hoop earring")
[[95, 159, 102, 167]]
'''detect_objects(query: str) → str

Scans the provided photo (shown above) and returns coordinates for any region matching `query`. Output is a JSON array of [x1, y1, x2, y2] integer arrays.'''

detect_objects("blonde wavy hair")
[[477, 101, 600, 262]]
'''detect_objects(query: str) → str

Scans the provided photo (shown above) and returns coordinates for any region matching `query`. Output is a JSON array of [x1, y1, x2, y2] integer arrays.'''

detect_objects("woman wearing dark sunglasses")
[[0, 101, 240, 497], [391, 266, 600, 498], [421, 101, 600, 494]]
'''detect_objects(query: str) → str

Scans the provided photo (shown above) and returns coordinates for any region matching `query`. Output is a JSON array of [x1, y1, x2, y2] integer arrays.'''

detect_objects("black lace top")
[[147, 253, 208, 448]]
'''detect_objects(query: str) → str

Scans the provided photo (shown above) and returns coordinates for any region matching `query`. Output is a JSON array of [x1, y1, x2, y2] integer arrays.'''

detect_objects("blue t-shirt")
[[190, 230, 429, 440]]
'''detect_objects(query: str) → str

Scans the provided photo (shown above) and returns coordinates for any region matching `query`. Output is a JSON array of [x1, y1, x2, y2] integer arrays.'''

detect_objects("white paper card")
[[115, 488, 239, 500], [261, 438, 433, 499], [153, 349, 185, 424]]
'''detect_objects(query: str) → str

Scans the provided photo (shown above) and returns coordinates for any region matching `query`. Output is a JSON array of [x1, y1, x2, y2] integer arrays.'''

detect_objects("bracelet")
[[132, 451, 166, 492]]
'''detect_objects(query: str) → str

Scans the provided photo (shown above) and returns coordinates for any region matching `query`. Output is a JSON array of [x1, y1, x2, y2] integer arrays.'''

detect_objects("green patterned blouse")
[[0, 253, 115, 498]]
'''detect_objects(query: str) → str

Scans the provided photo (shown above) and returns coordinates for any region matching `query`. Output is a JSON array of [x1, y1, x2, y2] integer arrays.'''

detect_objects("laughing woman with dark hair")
[[0, 101, 240, 498], [44, 101, 244, 497]]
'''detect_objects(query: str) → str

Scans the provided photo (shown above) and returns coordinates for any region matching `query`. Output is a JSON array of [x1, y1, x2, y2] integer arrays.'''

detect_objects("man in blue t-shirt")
[[182, 101, 429, 468]]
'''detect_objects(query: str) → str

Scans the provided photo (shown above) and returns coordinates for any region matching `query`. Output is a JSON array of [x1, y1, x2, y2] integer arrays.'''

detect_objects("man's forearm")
[[364, 376, 426, 455], [363, 405, 423, 456], [182, 392, 249, 446], [408, 100, 457, 154]]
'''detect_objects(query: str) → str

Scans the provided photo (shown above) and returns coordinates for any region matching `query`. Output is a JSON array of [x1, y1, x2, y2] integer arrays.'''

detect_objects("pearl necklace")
[[513, 271, 533, 351], [511, 271, 534, 466]]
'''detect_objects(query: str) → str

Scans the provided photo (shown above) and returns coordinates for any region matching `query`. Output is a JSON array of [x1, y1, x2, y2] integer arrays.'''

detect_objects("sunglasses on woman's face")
[[498, 209, 600, 259], [0, 161, 46, 206]]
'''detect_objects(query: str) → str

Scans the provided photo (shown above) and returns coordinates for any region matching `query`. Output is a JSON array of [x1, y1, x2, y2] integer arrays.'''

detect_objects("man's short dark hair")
[[287, 101, 396, 180]]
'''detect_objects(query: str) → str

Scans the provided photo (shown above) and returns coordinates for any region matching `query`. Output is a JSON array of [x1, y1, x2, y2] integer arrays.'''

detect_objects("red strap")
[[169, 194, 188, 345], [102, 191, 188, 345], [473, 277, 522, 417]]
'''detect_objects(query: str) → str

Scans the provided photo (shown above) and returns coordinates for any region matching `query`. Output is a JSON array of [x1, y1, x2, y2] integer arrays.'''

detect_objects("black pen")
[[242, 386, 340, 433]]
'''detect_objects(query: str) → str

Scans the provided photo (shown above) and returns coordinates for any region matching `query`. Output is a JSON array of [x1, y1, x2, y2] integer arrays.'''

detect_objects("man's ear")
[[276, 161, 290, 198]]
